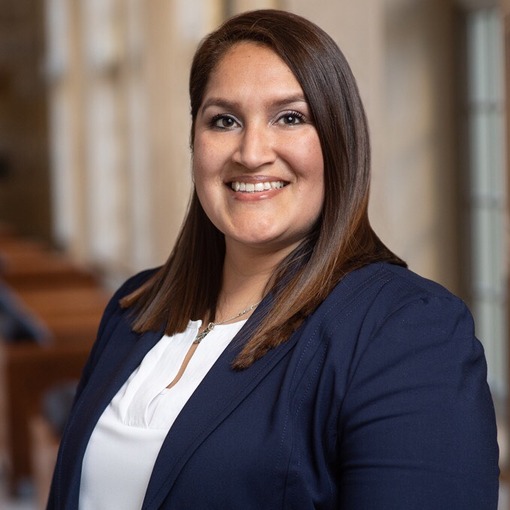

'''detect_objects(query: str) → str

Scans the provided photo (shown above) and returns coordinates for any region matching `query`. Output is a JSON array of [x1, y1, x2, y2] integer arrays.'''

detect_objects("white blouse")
[[79, 319, 246, 510]]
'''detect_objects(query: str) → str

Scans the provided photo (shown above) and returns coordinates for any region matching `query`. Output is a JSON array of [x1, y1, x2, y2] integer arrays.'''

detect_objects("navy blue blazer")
[[47, 262, 499, 509]]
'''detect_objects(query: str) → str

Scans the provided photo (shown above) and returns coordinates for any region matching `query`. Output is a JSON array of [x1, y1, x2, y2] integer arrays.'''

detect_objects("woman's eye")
[[211, 115, 238, 129], [278, 112, 305, 126]]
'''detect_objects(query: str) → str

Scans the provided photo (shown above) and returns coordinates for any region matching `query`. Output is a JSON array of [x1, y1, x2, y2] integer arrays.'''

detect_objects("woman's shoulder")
[[320, 262, 473, 338], [336, 261, 467, 310]]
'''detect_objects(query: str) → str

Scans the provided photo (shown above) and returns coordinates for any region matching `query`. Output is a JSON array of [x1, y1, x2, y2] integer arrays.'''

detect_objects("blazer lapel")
[[142, 301, 299, 510]]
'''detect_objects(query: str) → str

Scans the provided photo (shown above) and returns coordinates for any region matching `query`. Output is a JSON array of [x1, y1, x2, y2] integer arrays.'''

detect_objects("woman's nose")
[[233, 124, 276, 169]]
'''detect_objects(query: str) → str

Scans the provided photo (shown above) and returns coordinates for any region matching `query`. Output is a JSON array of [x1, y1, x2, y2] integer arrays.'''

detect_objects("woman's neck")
[[216, 240, 297, 321]]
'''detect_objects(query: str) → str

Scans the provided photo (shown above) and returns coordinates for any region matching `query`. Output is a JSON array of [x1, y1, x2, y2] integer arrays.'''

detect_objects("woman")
[[48, 9, 499, 509]]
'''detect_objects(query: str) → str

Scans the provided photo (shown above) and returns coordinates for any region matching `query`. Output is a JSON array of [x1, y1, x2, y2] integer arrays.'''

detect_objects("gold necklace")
[[193, 302, 260, 345]]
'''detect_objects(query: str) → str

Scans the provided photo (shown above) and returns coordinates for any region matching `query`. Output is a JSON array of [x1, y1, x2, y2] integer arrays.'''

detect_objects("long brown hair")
[[121, 9, 405, 369]]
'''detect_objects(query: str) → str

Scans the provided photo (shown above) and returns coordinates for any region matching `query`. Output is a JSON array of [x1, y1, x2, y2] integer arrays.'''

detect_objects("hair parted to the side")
[[121, 9, 405, 369]]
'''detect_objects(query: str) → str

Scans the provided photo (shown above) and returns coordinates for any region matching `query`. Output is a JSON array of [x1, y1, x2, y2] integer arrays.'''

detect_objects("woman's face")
[[193, 42, 324, 256]]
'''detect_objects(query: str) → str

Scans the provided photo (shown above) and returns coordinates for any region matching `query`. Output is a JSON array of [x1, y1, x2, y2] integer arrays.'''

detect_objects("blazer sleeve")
[[337, 294, 499, 509]]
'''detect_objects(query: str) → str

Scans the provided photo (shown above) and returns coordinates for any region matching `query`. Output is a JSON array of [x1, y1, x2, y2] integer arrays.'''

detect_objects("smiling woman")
[[47, 9, 499, 510]]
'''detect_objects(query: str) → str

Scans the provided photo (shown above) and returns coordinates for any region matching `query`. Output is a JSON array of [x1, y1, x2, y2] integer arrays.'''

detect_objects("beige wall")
[[380, 0, 459, 291]]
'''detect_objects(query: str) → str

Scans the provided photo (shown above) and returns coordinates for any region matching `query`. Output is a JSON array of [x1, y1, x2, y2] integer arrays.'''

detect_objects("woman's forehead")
[[203, 42, 300, 98]]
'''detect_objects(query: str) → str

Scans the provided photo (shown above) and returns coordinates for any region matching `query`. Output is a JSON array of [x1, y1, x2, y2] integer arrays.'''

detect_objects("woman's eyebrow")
[[200, 94, 308, 113], [270, 95, 308, 109], [200, 97, 238, 112]]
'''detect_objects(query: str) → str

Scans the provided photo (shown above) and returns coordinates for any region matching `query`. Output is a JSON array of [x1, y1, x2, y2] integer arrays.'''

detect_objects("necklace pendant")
[[193, 322, 215, 344], [192, 300, 260, 345]]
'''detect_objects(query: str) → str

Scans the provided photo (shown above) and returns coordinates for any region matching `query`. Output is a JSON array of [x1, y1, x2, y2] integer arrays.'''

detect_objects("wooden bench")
[[0, 282, 110, 495], [0, 238, 98, 291], [1, 338, 93, 496], [0, 233, 111, 495], [0, 230, 114, 496]]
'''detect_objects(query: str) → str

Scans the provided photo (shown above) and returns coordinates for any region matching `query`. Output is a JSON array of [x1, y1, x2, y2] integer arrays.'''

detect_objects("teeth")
[[231, 181, 285, 193]]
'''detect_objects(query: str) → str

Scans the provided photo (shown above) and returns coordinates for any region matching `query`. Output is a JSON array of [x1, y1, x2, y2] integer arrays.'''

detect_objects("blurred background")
[[0, 0, 508, 507]]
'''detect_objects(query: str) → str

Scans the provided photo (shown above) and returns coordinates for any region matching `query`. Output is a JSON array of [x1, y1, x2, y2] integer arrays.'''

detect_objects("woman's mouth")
[[230, 181, 286, 193]]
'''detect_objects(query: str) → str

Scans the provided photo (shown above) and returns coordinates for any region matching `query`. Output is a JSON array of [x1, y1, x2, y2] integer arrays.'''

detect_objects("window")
[[464, 7, 507, 400]]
